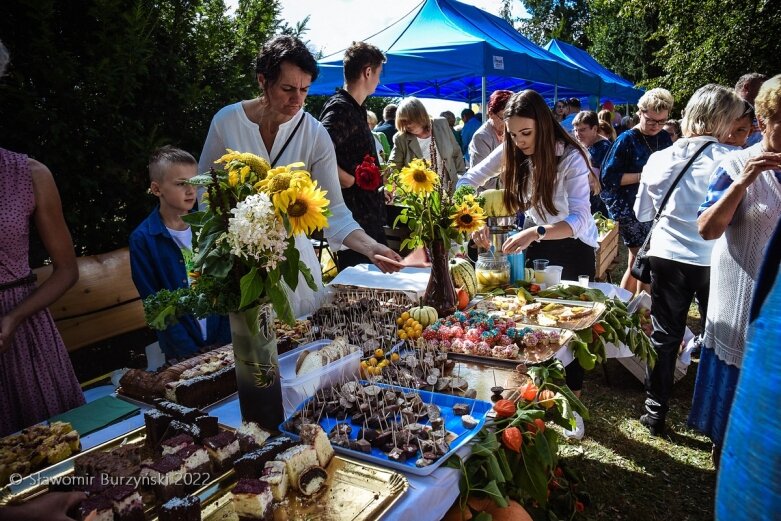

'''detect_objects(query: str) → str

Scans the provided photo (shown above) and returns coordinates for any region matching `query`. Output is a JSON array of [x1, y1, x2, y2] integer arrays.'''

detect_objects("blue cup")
[[508, 252, 526, 283]]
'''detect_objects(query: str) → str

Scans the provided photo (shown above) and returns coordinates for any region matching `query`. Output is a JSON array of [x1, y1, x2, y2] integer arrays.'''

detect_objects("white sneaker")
[[564, 411, 585, 440]]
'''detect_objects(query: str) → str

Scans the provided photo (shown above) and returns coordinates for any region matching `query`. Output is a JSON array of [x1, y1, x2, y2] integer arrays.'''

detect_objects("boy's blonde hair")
[[149, 146, 197, 183]]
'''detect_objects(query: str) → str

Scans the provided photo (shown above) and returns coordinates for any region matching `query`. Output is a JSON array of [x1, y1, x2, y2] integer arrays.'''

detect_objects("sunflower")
[[255, 167, 314, 213], [399, 159, 438, 194], [283, 183, 330, 236], [450, 201, 486, 234], [216, 149, 270, 179]]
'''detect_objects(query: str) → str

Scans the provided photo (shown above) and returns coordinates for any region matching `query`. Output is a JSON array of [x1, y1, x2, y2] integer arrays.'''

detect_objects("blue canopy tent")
[[309, 0, 606, 111], [543, 39, 644, 104]]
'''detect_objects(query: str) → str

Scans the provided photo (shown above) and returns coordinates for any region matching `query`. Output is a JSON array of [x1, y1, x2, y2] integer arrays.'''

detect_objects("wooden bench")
[[33, 247, 147, 352]]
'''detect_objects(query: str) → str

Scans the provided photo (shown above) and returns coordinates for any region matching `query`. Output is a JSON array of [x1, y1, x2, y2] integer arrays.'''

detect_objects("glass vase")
[[423, 239, 457, 318], [229, 305, 284, 431]]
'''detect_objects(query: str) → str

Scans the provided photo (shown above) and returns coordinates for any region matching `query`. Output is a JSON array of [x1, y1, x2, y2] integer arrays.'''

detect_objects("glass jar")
[[475, 253, 511, 293]]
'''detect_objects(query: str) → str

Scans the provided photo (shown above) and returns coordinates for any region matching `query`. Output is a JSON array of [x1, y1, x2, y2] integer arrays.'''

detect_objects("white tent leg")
[[481, 76, 487, 120]]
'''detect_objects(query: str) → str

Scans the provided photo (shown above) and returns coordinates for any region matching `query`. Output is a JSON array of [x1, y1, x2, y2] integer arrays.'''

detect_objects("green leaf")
[[282, 240, 300, 289], [188, 173, 217, 186], [486, 454, 506, 484], [203, 252, 234, 279], [478, 480, 508, 509], [266, 276, 294, 325], [239, 267, 263, 309], [535, 431, 554, 470], [516, 446, 548, 506], [298, 261, 317, 291]]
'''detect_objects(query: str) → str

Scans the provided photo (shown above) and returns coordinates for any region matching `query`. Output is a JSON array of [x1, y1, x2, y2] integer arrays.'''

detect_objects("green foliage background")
[[505, 0, 781, 116]]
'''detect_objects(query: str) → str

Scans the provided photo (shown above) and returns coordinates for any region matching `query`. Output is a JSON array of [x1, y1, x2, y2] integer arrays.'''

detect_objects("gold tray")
[[476, 297, 606, 331], [181, 455, 408, 521], [446, 326, 574, 367]]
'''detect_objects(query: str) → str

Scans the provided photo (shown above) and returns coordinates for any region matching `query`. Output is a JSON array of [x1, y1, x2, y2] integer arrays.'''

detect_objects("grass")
[[562, 243, 715, 521]]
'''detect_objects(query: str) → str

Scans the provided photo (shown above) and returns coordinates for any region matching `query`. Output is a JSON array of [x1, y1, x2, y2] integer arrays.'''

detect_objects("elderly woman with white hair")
[[633, 84, 746, 436], [689, 75, 781, 462], [601, 88, 675, 294]]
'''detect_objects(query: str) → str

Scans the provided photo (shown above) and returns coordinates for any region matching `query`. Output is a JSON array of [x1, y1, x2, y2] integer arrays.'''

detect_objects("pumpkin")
[[409, 302, 438, 327], [456, 287, 470, 310], [442, 498, 533, 521], [449, 257, 477, 298]]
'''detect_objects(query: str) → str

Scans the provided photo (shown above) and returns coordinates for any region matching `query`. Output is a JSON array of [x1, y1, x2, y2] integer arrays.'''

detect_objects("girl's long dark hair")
[[501, 90, 590, 217]]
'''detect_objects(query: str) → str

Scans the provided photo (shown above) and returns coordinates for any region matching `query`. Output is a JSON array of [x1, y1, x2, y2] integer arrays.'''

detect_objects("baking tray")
[[180, 455, 407, 521], [0, 424, 233, 514], [114, 388, 238, 413], [280, 381, 492, 476], [445, 326, 575, 367], [476, 296, 605, 331]]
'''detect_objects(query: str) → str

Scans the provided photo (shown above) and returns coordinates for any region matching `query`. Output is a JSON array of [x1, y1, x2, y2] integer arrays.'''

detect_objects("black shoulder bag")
[[631, 140, 714, 283]]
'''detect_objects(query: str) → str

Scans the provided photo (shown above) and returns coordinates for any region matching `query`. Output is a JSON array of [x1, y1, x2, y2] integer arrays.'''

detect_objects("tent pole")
[[481, 76, 487, 121]]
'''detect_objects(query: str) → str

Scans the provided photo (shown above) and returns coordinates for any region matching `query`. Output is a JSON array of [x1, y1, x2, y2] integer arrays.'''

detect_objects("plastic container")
[[545, 265, 563, 285], [508, 252, 526, 283], [279, 339, 361, 417], [475, 253, 510, 293]]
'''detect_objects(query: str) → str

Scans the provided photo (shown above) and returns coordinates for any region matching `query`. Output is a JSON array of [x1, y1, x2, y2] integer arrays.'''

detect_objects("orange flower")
[[502, 427, 523, 453]]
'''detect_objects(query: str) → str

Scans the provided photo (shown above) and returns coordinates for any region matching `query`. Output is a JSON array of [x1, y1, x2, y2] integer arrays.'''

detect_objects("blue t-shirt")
[[600, 128, 672, 219], [588, 138, 612, 169]]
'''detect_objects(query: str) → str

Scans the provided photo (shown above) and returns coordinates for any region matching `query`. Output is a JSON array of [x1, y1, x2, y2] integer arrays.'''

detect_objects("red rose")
[[354, 155, 381, 191]]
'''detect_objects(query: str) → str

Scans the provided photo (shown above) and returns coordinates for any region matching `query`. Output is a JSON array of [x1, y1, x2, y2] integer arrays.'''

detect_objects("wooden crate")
[[595, 225, 619, 279]]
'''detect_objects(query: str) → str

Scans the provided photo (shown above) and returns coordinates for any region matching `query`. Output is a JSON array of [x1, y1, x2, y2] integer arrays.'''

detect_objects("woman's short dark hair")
[[255, 35, 318, 86]]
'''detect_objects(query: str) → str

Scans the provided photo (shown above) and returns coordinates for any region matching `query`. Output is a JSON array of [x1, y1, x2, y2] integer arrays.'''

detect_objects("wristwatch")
[[535, 225, 546, 242]]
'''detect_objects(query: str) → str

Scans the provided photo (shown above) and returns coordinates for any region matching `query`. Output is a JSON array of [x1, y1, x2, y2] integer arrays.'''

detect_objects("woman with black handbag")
[[633, 84, 745, 436]]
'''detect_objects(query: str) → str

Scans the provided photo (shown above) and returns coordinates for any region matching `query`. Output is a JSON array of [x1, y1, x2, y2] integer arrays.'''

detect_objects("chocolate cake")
[[232, 478, 273, 521], [104, 485, 144, 521], [143, 409, 173, 450], [161, 434, 194, 456], [237, 421, 270, 452], [169, 366, 237, 408], [79, 494, 113, 521], [203, 431, 240, 472], [158, 495, 201, 521], [233, 437, 296, 479]]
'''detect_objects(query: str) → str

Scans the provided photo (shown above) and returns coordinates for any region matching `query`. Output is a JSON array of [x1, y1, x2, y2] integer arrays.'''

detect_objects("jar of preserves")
[[475, 253, 511, 293]]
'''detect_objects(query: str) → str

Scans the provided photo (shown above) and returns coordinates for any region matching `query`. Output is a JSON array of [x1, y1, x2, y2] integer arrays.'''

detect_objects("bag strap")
[[270, 113, 305, 167], [637, 140, 714, 251]]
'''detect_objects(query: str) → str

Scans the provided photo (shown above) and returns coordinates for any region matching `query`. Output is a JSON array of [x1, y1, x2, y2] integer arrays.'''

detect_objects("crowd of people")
[[1, 31, 779, 518]]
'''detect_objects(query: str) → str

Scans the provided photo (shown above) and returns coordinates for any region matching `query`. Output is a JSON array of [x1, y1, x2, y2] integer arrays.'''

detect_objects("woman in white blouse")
[[459, 90, 598, 439], [199, 36, 401, 317], [633, 84, 745, 437], [460, 90, 599, 281]]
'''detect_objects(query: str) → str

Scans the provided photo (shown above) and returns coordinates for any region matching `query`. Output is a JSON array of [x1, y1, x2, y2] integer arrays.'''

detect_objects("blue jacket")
[[129, 207, 231, 359]]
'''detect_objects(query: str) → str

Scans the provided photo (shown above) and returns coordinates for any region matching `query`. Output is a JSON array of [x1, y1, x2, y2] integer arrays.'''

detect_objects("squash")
[[449, 257, 477, 298], [481, 188, 512, 217], [455, 287, 470, 310], [409, 301, 438, 327]]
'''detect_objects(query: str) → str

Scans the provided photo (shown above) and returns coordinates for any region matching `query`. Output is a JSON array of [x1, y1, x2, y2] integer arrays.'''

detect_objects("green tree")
[[510, 0, 591, 47], [0, 0, 302, 262]]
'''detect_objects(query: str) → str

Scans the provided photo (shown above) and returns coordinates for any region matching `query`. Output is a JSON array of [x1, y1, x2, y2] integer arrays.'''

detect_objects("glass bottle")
[[475, 253, 511, 293]]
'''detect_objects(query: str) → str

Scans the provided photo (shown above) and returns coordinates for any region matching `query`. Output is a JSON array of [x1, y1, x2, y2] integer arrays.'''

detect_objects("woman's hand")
[[471, 226, 490, 249], [0, 491, 86, 521], [369, 244, 404, 273], [736, 152, 781, 187], [502, 228, 537, 254], [0, 313, 21, 353]]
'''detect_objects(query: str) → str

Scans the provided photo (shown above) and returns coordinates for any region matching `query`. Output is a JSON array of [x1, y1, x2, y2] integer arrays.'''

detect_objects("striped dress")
[[0, 148, 84, 436]]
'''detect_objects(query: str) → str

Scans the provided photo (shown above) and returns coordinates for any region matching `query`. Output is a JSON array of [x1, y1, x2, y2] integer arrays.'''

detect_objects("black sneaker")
[[640, 413, 665, 436]]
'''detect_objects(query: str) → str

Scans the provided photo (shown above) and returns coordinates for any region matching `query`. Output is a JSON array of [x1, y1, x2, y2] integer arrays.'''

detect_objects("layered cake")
[[74, 444, 142, 479], [204, 431, 240, 472], [166, 365, 236, 408], [158, 495, 201, 521], [104, 485, 144, 521], [237, 421, 270, 452], [79, 494, 113, 521], [140, 454, 185, 500], [260, 460, 288, 501], [178, 444, 211, 477], [161, 434, 194, 455], [298, 424, 334, 467], [276, 445, 318, 490], [232, 478, 273, 521], [233, 437, 296, 479]]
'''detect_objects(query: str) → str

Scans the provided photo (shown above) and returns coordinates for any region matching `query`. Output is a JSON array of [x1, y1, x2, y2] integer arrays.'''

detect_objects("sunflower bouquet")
[[144, 150, 331, 328], [388, 158, 485, 252]]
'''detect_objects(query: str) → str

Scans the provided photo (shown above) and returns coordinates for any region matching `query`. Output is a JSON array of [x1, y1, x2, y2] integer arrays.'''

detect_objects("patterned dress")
[[0, 148, 84, 436]]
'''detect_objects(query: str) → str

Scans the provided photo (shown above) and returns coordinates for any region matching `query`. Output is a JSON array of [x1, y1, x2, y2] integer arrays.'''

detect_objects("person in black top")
[[320, 42, 389, 269]]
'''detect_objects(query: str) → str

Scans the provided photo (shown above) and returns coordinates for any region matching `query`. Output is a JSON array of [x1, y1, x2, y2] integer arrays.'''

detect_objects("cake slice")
[[158, 495, 201, 521], [178, 443, 211, 478], [276, 444, 318, 490], [144, 409, 174, 450], [203, 431, 240, 473], [232, 478, 273, 521], [298, 424, 334, 468], [140, 454, 185, 501], [161, 433, 194, 455], [260, 460, 288, 501], [297, 466, 327, 497], [78, 494, 113, 521], [237, 421, 271, 452], [233, 437, 296, 479], [105, 485, 144, 521]]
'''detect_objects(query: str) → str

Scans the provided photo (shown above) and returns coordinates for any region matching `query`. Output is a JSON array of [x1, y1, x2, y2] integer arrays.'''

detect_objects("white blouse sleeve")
[[456, 144, 504, 189], [198, 114, 227, 176], [308, 124, 360, 251], [560, 149, 594, 240]]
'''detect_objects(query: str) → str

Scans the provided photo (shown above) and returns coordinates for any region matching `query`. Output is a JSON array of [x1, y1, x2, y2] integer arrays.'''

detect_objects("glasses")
[[641, 110, 667, 126]]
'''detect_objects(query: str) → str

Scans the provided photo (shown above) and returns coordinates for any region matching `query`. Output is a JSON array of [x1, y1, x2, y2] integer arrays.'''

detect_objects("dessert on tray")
[[0, 421, 80, 486]]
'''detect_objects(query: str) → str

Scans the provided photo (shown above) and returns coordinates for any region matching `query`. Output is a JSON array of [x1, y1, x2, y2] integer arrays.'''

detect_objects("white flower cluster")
[[226, 193, 288, 269]]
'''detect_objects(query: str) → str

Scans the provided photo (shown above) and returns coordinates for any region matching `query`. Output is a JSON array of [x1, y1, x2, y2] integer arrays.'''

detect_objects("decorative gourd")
[[455, 287, 470, 310], [409, 300, 438, 327], [449, 257, 477, 298], [481, 189, 512, 217]]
